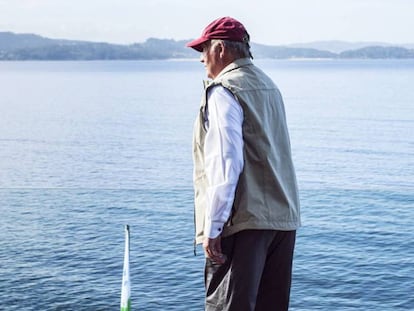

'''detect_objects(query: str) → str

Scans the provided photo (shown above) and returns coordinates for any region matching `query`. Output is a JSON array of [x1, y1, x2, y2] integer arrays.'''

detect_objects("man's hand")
[[203, 236, 226, 264]]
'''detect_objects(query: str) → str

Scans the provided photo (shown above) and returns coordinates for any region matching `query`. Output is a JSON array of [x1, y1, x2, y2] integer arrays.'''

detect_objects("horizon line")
[[1, 30, 413, 47]]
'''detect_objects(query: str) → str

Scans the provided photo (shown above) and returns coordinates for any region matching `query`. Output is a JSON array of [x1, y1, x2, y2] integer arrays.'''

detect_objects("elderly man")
[[187, 17, 301, 311]]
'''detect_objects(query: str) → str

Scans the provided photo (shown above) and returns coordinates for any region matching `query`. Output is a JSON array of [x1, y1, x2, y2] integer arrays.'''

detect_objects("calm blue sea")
[[0, 59, 413, 310]]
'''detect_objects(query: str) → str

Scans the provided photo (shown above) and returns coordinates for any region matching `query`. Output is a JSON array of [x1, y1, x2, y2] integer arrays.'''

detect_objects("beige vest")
[[193, 58, 301, 244]]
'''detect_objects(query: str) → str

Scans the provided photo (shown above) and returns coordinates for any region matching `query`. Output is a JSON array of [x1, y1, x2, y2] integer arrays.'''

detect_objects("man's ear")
[[217, 41, 226, 58]]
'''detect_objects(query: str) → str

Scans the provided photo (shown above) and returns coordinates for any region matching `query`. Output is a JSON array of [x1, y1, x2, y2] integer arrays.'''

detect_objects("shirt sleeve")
[[204, 85, 244, 239]]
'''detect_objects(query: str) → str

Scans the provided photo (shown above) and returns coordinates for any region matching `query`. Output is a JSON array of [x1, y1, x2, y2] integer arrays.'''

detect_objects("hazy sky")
[[0, 0, 413, 45]]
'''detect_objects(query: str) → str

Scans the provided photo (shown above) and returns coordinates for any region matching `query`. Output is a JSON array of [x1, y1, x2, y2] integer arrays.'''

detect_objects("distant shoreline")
[[1, 32, 414, 61], [2, 58, 414, 62]]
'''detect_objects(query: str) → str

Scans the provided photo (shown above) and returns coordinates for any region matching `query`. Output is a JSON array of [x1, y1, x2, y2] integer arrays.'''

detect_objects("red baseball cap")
[[186, 17, 249, 52]]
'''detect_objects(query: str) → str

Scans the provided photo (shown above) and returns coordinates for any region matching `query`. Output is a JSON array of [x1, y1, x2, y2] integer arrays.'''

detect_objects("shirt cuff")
[[204, 220, 224, 239]]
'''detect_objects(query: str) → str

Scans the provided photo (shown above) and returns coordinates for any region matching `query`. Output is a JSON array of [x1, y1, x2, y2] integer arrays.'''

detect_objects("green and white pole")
[[120, 225, 131, 311]]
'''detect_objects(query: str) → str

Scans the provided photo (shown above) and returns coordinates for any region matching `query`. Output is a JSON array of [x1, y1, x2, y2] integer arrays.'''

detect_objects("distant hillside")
[[286, 40, 412, 53], [339, 46, 414, 59], [251, 43, 336, 59], [0, 32, 198, 60], [1, 32, 414, 60], [0, 32, 65, 50]]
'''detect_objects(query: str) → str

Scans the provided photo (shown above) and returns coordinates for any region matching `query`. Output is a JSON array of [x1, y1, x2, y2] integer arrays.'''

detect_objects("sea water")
[[0, 59, 413, 310]]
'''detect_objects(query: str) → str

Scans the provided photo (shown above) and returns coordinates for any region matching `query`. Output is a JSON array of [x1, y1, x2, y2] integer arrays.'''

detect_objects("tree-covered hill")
[[1, 32, 413, 60]]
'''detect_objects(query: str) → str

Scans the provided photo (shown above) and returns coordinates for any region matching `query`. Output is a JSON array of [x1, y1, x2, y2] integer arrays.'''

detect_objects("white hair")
[[211, 39, 253, 59]]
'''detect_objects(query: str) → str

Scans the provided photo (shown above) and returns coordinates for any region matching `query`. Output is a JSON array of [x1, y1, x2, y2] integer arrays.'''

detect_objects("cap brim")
[[186, 37, 209, 52]]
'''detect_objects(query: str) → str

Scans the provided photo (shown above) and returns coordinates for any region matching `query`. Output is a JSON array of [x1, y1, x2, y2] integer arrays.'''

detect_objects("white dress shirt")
[[204, 85, 244, 239]]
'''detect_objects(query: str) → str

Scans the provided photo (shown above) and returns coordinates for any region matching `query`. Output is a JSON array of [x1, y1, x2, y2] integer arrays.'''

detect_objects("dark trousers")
[[204, 230, 296, 311]]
